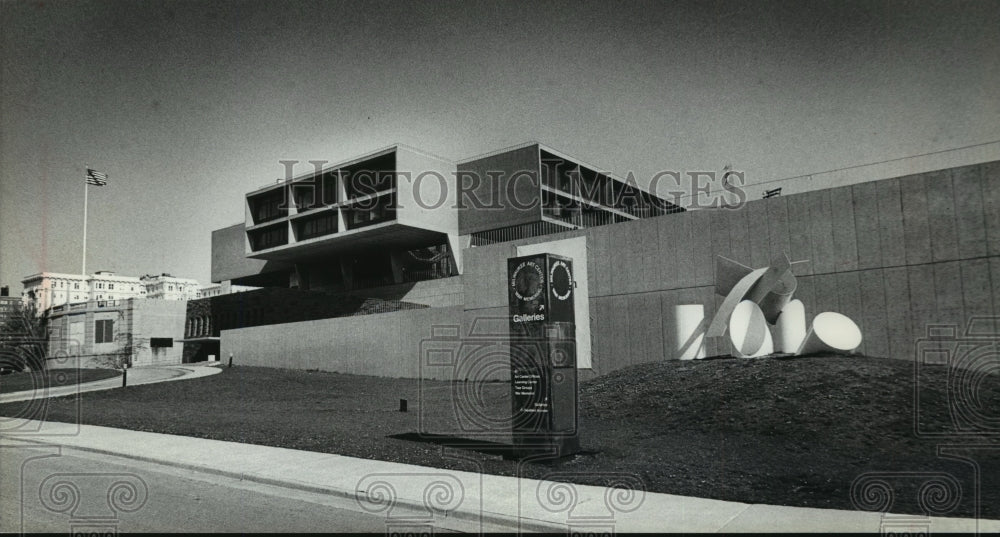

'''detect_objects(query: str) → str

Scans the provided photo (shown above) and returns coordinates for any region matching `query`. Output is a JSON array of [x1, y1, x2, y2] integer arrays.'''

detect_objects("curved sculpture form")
[[707, 253, 806, 338], [796, 311, 863, 355], [749, 263, 797, 324], [703, 251, 865, 358], [673, 304, 707, 360], [729, 300, 773, 358], [706, 265, 768, 338], [775, 299, 807, 353]]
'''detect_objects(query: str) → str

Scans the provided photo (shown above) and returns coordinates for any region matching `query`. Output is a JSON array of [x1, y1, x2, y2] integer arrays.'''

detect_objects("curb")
[[0, 366, 222, 403], [8, 435, 566, 533]]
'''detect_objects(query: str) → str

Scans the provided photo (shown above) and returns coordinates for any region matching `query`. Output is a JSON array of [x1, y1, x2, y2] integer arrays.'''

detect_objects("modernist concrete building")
[[214, 142, 682, 293], [209, 142, 999, 380], [458, 142, 683, 244]]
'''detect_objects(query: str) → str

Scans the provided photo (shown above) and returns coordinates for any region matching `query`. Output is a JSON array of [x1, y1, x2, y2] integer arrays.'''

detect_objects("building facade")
[[209, 143, 1000, 380], [0, 293, 20, 327], [21, 271, 145, 313], [46, 298, 188, 368], [214, 142, 681, 293], [196, 281, 258, 298], [209, 142, 685, 376], [21, 271, 204, 314], [140, 274, 201, 300]]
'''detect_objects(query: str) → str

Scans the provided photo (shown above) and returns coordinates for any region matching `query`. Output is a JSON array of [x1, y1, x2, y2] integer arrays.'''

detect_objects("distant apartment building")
[[21, 271, 204, 314], [0, 286, 20, 327], [21, 271, 146, 312], [196, 281, 258, 298], [140, 273, 200, 300]]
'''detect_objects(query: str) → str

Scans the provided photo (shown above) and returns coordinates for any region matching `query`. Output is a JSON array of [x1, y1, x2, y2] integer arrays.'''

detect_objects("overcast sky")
[[1, 0, 998, 288]]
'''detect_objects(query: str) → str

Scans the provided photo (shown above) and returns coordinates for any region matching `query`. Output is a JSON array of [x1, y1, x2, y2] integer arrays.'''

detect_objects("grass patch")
[[2, 355, 997, 518], [0, 368, 120, 394]]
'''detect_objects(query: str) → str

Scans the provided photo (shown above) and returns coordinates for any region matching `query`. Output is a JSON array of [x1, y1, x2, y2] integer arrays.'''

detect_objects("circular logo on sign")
[[511, 261, 544, 301], [550, 260, 573, 301]]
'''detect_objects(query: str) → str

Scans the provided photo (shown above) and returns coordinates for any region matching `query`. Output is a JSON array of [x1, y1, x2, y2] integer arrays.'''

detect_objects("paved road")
[[0, 364, 221, 404], [0, 441, 496, 533]]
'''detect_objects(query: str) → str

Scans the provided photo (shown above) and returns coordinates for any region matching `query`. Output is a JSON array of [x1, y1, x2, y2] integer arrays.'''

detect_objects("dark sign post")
[[507, 253, 580, 459]]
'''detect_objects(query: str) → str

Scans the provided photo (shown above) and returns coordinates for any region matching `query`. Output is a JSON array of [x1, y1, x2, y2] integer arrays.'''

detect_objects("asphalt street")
[[0, 441, 497, 533]]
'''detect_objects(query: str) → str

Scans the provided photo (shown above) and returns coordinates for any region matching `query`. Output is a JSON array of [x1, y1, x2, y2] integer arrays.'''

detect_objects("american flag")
[[86, 168, 108, 186]]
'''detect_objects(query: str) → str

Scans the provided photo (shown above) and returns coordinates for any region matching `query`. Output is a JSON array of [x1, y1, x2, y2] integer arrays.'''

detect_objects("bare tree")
[[0, 301, 48, 373]]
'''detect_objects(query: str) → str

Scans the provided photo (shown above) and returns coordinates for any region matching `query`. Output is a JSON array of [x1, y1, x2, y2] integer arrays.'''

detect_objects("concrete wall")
[[457, 144, 541, 234], [396, 146, 459, 235], [221, 306, 464, 378], [211, 223, 292, 284], [130, 299, 187, 366], [460, 160, 1000, 377], [353, 277, 464, 308]]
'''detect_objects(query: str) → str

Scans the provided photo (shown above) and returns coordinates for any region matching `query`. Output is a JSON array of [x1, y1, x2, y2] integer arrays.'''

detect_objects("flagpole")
[[82, 165, 88, 276]]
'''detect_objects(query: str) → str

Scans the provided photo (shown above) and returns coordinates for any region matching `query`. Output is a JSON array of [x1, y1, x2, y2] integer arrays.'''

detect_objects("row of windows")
[[250, 191, 287, 224], [248, 225, 288, 251], [186, 309, 268, 337], [42, 282, 191, 294], [149, 284, 185, 291], [296, 213, 338, 240], [94, 282, 136, 290]]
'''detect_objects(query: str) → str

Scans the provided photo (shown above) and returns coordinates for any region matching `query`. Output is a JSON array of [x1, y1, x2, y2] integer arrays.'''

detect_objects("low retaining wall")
[[220, 306, 465, 378]]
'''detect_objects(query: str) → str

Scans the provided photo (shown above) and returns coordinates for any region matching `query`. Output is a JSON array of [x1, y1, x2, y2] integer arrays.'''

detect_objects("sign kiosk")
[[507, 253, 580, 459]]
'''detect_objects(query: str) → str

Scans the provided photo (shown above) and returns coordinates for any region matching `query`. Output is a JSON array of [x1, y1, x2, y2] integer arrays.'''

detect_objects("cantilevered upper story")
[[243, 144, 458, 261], [212, 141, 684, 293], [457, 142, 684, 245]]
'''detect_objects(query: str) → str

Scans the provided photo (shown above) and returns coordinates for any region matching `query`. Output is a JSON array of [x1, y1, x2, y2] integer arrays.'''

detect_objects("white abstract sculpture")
[[775, 299, 807, 353], [796, 311, 862, 355], [707, 253, 862, 357], [673, 304, 707, 360], [729, 300, 773, 357]]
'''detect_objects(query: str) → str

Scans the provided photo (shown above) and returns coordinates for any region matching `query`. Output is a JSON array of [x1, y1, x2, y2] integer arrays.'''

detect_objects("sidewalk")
[[2, 420, 997, 533], [0, 364, 222, 404]]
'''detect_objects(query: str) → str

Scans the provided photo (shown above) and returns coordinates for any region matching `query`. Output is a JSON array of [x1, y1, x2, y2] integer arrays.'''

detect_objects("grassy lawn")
[[1, 355, 997, 518], [0, 368, 120, 394]]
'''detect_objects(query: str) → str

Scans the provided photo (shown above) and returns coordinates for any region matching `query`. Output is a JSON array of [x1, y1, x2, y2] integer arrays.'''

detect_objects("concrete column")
[[292, 264, 309, 290], [388, 251, 405, 284], [338, 256, 354, 290], [447, 234, 471, 274], [335, 170, 349, 231]]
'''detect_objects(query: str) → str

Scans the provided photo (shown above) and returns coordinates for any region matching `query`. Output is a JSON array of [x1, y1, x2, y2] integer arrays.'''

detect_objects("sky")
[[2, 0, 998, 289]]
